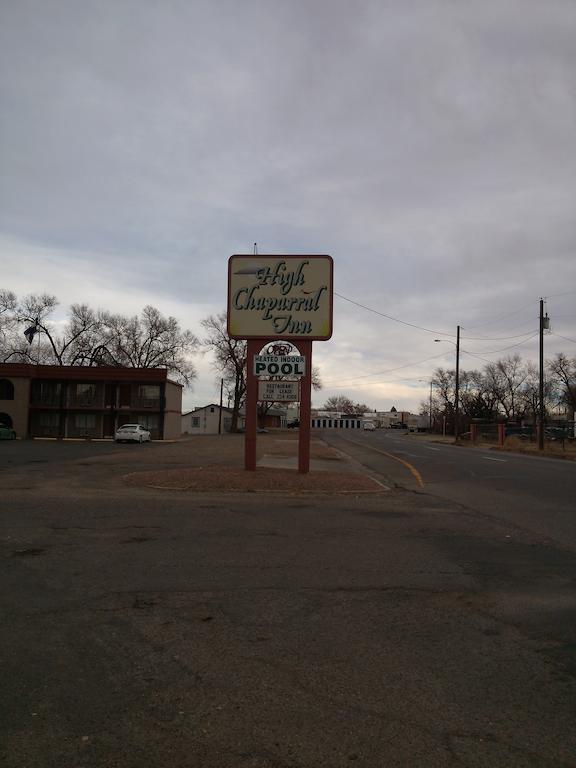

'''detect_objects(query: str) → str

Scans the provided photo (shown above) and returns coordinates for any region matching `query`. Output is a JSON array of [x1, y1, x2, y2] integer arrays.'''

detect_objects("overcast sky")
[[2, 0, 576, 413]]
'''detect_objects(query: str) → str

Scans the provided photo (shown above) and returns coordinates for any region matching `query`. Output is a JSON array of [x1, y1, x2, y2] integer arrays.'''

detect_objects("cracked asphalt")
[[1, 436, 576, 767]]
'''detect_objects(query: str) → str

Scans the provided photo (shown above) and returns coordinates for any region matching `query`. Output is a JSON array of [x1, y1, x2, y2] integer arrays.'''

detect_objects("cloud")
[[2, 0, 576, 412]]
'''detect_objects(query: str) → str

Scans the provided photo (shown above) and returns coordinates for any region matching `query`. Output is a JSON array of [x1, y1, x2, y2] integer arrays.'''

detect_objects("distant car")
[[287, 419, 300, 429], [115, 424, 151, 443], [390, 423, 407, 430], [0, 424, 16, 440], [505, 426, 533, 440], [363, 421, 376, 431]]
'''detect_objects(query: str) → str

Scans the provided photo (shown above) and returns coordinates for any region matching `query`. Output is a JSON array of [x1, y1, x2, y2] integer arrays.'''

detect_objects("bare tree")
[[548, 353, 576, 414], [2, 292, 60, 363], [99, 306, 199, 386], [322, 395, 370, 414], [459, 370, 499, 421], [484, 355, 529, 421], [431, 368, 456, 430], [1, 290, 199, 386], [0, 289, 17, 359], [201, 312, 247, 432]]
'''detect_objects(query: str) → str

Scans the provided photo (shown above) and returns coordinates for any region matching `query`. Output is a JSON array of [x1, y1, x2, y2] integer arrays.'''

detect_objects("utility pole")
[[454, 325, 460, 441], [433, 329, 461, 441], [429, 380, 433, 431], [218, 378, 224, 435], [538, 299, 545, 450]]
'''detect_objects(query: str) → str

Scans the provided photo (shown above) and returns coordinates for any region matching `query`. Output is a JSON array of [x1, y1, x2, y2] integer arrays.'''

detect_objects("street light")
[[434, 325, 461, 441]]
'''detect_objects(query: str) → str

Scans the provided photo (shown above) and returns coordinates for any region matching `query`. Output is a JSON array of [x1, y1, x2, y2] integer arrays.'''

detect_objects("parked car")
[[287, 419, 300, 429], [363, 421, 376, 431], [505, 426, 533, 440], [545, 427, 574, 442], [114, 424, 151, 443], [0, 424, 16, 440]]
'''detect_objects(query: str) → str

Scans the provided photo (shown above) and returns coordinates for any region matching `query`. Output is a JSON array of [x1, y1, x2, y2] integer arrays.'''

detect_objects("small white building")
[[181, 404, 242, 435]]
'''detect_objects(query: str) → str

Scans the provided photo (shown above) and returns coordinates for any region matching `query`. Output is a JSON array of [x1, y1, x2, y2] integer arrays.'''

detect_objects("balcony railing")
[[67, 394, 105, 408], [30, 393, 162, 410], [30, 395, 61, 407], [130, 397, 161, 410]]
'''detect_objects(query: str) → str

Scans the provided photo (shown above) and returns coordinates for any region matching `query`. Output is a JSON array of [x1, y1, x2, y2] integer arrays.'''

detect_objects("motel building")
[[0, 363, 182, 440]]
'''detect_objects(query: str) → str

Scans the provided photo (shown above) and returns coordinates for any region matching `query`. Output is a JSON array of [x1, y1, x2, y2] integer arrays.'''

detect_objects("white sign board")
[[258, 380, 300, 402], [253, 355, 306, 377], [228, 255, 333, 339]]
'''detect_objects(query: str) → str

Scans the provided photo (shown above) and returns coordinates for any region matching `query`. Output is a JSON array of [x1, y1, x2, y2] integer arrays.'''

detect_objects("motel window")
[[75, 414, 96, 429], [137, 384, 160, 400], [40, 413, 59, 427], [0, 379, 14, 400], [137, 414, 159, 430], [192, 417, 200, 427], [32, 381, 61, 402], [75, 383, 97, 402]]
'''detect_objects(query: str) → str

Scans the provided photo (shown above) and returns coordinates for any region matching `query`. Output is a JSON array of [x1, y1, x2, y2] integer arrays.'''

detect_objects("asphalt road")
[[323, 430, 576, 551], [1, 436, 576, 767]]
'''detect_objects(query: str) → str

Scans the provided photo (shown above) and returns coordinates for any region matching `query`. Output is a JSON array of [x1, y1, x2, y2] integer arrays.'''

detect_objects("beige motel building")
[[0, 363, 183, 440]]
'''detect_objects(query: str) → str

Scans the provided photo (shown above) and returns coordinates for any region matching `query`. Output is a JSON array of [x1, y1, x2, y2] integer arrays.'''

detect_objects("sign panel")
[[253, 354, 305, 377], [258, 380, 300, 402], [227, 254, 333, 340], [253, 355, 306, 376]]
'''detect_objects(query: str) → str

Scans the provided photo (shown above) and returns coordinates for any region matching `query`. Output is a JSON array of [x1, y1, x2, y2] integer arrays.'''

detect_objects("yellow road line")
[[338, 436, 425, 488]]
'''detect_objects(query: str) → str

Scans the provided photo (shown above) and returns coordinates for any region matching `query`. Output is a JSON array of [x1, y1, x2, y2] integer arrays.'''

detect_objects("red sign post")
[[228, 255, 333, 474]]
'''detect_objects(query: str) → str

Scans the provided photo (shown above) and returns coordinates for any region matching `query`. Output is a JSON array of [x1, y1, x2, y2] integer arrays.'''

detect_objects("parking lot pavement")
[[1, 433, 384, 496], [1, 434, 576, 767]]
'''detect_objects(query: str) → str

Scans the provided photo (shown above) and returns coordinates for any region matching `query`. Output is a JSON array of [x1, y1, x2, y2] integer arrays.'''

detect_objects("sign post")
[[245, 339, 260, 472], [228, 254, 333, 474], [297, 339, 313, 473]]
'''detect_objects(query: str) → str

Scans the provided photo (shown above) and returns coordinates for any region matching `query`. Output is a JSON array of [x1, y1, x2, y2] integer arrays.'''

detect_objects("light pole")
[[434, 325, 461, 441]]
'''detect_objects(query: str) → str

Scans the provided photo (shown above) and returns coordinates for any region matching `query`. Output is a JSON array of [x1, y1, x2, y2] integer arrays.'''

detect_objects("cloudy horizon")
[[2, 0, 576, 414]]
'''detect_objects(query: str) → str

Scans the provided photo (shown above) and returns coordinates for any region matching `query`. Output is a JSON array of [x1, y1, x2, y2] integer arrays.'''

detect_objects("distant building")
[[182, 404, 239, 435], [181, 404, 289, 434], [375, 409, 428, 431], [309, 410, 363, 429], [0, 363, 182, 440]]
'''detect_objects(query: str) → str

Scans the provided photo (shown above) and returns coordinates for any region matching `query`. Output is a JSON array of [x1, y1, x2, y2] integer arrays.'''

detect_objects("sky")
[[1, 0, 576, 414]]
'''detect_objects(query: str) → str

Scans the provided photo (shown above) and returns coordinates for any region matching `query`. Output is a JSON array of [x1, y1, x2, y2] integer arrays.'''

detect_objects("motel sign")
[[227, 254, 333, 473]]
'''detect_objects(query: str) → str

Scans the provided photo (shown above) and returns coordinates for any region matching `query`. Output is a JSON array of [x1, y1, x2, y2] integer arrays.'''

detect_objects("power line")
[[463, 330, 537, 341], [551, 332, 576, 345], [334, 292, 455, 337], [463, 299, 535, 330], [460, 333, 539, 357], [335, 291, 536, 341], [321, 351, 449, 387], [546, 289, 576, 298]]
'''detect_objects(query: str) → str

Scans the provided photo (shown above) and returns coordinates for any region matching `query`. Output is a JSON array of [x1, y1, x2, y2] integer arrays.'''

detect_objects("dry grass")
[[498, 436, 576, 459], [122, 465, 385, 494]]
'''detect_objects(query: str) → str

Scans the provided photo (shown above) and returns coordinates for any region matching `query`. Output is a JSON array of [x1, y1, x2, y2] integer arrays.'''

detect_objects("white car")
[[363, 421, 376, 431], [115, 424, 151, 443]]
